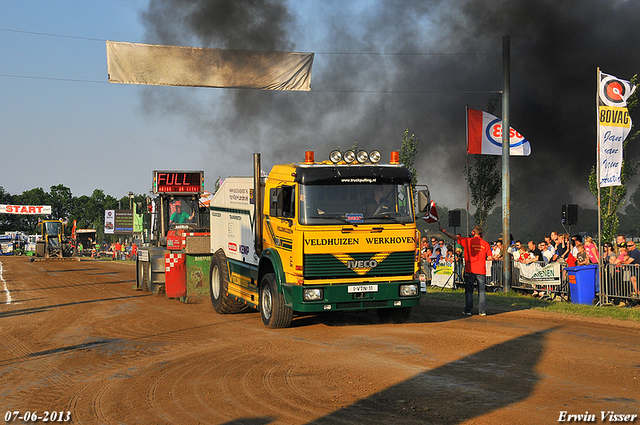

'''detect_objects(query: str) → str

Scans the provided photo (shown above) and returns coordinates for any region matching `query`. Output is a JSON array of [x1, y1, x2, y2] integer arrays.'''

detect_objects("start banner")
[[0, 204, 52, 215]]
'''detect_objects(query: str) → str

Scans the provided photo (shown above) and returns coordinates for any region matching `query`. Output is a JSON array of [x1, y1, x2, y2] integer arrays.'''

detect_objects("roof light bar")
[[356, 150, 369, 163], [329, 150, 343, 164], [343, 150, 356, 163]]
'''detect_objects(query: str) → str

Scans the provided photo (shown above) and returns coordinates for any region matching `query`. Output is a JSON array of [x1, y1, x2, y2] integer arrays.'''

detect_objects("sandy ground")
[[0, 256, 639, 425]]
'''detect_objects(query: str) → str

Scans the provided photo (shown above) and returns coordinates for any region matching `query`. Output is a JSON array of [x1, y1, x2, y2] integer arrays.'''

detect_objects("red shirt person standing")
[[440, 224, 492, 316]]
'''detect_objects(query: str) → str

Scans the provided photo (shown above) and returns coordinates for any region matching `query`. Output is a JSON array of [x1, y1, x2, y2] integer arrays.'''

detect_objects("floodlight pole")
[[502, 35, 512, 292]]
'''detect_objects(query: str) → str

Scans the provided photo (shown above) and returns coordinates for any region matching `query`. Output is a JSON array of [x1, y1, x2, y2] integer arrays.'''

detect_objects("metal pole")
[[596, 68, 603, 303], [465, 105, 470, 237], [502, 35, 512, 292]]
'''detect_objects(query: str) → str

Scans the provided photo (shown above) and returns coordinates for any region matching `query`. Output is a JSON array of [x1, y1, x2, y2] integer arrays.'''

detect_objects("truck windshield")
[[44, 222, 62, 236], [299, 183, 414, 225], [168, 197, 199, 228]]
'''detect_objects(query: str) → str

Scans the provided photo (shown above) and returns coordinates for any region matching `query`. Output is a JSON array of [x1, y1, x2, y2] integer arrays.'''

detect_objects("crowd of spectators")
[[421, 229, 640, 307], [88, 240, 138, 261]]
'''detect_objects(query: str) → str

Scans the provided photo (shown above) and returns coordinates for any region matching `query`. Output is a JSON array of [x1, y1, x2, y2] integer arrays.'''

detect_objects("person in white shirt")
[[539, 242, 553, 264], [510, 241, 523, 262]]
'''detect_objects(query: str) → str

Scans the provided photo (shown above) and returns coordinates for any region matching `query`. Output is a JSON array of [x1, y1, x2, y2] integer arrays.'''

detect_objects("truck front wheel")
[[260, 273, 293, 329]]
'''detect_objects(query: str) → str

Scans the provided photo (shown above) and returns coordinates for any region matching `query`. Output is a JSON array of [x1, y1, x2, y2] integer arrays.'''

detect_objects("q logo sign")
[[600, 75, 634, 107]]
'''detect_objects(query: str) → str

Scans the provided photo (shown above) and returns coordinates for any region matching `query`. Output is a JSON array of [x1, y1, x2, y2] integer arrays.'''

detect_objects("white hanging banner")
[[598, 72, 636, 187], [106, 41, 314, 91]]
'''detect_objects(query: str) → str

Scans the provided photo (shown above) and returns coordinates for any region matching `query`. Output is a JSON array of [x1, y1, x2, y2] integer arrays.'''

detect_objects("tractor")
[[35, 219, 74, 258]]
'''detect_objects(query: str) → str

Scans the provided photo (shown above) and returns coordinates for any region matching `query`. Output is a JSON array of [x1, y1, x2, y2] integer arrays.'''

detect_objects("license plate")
[[348, 284, 378, 293]]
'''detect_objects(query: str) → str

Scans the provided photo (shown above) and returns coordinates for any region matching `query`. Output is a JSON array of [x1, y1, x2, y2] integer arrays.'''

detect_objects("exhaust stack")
[[254, 153, 263, 257]]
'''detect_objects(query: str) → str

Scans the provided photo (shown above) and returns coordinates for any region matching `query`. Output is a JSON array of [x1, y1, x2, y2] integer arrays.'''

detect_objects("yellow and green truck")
[[209, 150, 429, 328]]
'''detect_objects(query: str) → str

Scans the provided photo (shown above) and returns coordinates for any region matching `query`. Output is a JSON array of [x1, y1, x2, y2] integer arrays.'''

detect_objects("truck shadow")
[[302, 327, 553, 425], [220, 327, 553, 425], [290, 297, 532, 327]]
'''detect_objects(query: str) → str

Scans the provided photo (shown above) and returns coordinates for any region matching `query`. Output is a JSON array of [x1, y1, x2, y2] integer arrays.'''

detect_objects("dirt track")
[[0, 256, 639, 424]]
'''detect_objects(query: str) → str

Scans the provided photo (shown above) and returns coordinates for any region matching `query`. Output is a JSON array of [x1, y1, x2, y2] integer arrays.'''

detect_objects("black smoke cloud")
[[139, 0, 640, 240]]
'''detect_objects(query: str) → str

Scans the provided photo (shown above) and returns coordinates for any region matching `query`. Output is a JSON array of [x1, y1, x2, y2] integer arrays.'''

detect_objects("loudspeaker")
[[448, 210, 461, 228], [562, 204, 578, 225]]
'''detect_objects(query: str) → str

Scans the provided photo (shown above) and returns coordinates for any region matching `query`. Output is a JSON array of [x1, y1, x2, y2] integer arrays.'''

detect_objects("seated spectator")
[[432, 247, 442, 269], [611, 244, 637, 306], [421, 247, 433, 275], [625, 241, 640, 300], [615, 243, 631, 265], [525, 241, 541, 264], [549, 231, 559, 247], [544, 235, 554, 249], [571, 235, 583, 257], [603, 243, 614, 262], [540, 241, 555, 263], [420, 239, 429, 260], [437, 239, 448, 258], [511, 241, 523, 262], [554, 234, 569, 263], [575, 243, 590, 266], [492, 240, 504, 261], [616, 234, 627, 254], [584, 236, 599, 264], [518, 245, 530, 263], [626, 241, 640, 264]]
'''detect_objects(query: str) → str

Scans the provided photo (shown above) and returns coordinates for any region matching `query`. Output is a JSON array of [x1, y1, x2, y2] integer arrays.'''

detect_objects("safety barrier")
[[483, 259, 569, 300], [425, 257, 640, 306], [599, 263, 640, 306]]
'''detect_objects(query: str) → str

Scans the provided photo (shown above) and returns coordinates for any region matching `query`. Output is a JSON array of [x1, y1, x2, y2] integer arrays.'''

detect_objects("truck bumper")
[[284, 280, 420, 313]]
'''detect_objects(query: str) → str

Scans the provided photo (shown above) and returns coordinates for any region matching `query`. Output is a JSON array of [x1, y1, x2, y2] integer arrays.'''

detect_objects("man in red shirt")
[[440, 224, 492, 316]]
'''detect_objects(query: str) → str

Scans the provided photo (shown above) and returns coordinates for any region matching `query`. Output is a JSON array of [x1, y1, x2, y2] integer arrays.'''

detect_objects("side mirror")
[[417, 189, 431, 213]]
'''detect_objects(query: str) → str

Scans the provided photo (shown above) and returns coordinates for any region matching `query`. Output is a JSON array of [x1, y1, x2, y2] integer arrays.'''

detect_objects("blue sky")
[[0, 1, 195, 198]]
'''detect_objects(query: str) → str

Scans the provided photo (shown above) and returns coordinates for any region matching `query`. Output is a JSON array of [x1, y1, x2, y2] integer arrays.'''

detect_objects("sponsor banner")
[[105, 210, 115, 234], [516, 262, 561, 286], [0, 204, 51, 215], [598, 72, 636, 187], [303, 229, 417, 254], [114, 209, 134, 234], [431, 261, 454, 288]]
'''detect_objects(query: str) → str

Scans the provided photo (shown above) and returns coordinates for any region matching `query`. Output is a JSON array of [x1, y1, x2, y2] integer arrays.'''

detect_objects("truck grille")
[[303, 251, 414, 279]]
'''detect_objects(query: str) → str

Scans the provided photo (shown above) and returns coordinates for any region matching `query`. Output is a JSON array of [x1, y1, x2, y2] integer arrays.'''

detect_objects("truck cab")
[[209, 150, 429, 328], [136, 171, 209, 294]]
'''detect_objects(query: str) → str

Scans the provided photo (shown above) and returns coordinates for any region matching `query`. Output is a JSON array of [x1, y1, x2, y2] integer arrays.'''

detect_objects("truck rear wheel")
[[136, 259, 150, 291], [260, 273, 293, 329], [209, 250, 246, 314], [377, 306, 412, 324]]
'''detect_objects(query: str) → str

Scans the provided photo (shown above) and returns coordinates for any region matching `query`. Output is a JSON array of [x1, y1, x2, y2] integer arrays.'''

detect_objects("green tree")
[[0, 186, 16, 231], [49, 184, 73, 219], [399, 129, 419, 191], [589, 74, 638, 243], [465, 156, 501, 228]]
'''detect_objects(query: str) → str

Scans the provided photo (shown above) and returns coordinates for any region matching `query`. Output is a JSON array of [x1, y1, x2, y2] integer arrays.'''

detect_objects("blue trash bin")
[[565, 265, 598, 305]]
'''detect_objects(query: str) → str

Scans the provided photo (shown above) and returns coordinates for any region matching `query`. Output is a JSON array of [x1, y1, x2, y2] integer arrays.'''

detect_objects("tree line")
[[0, 184, 146, 242]]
